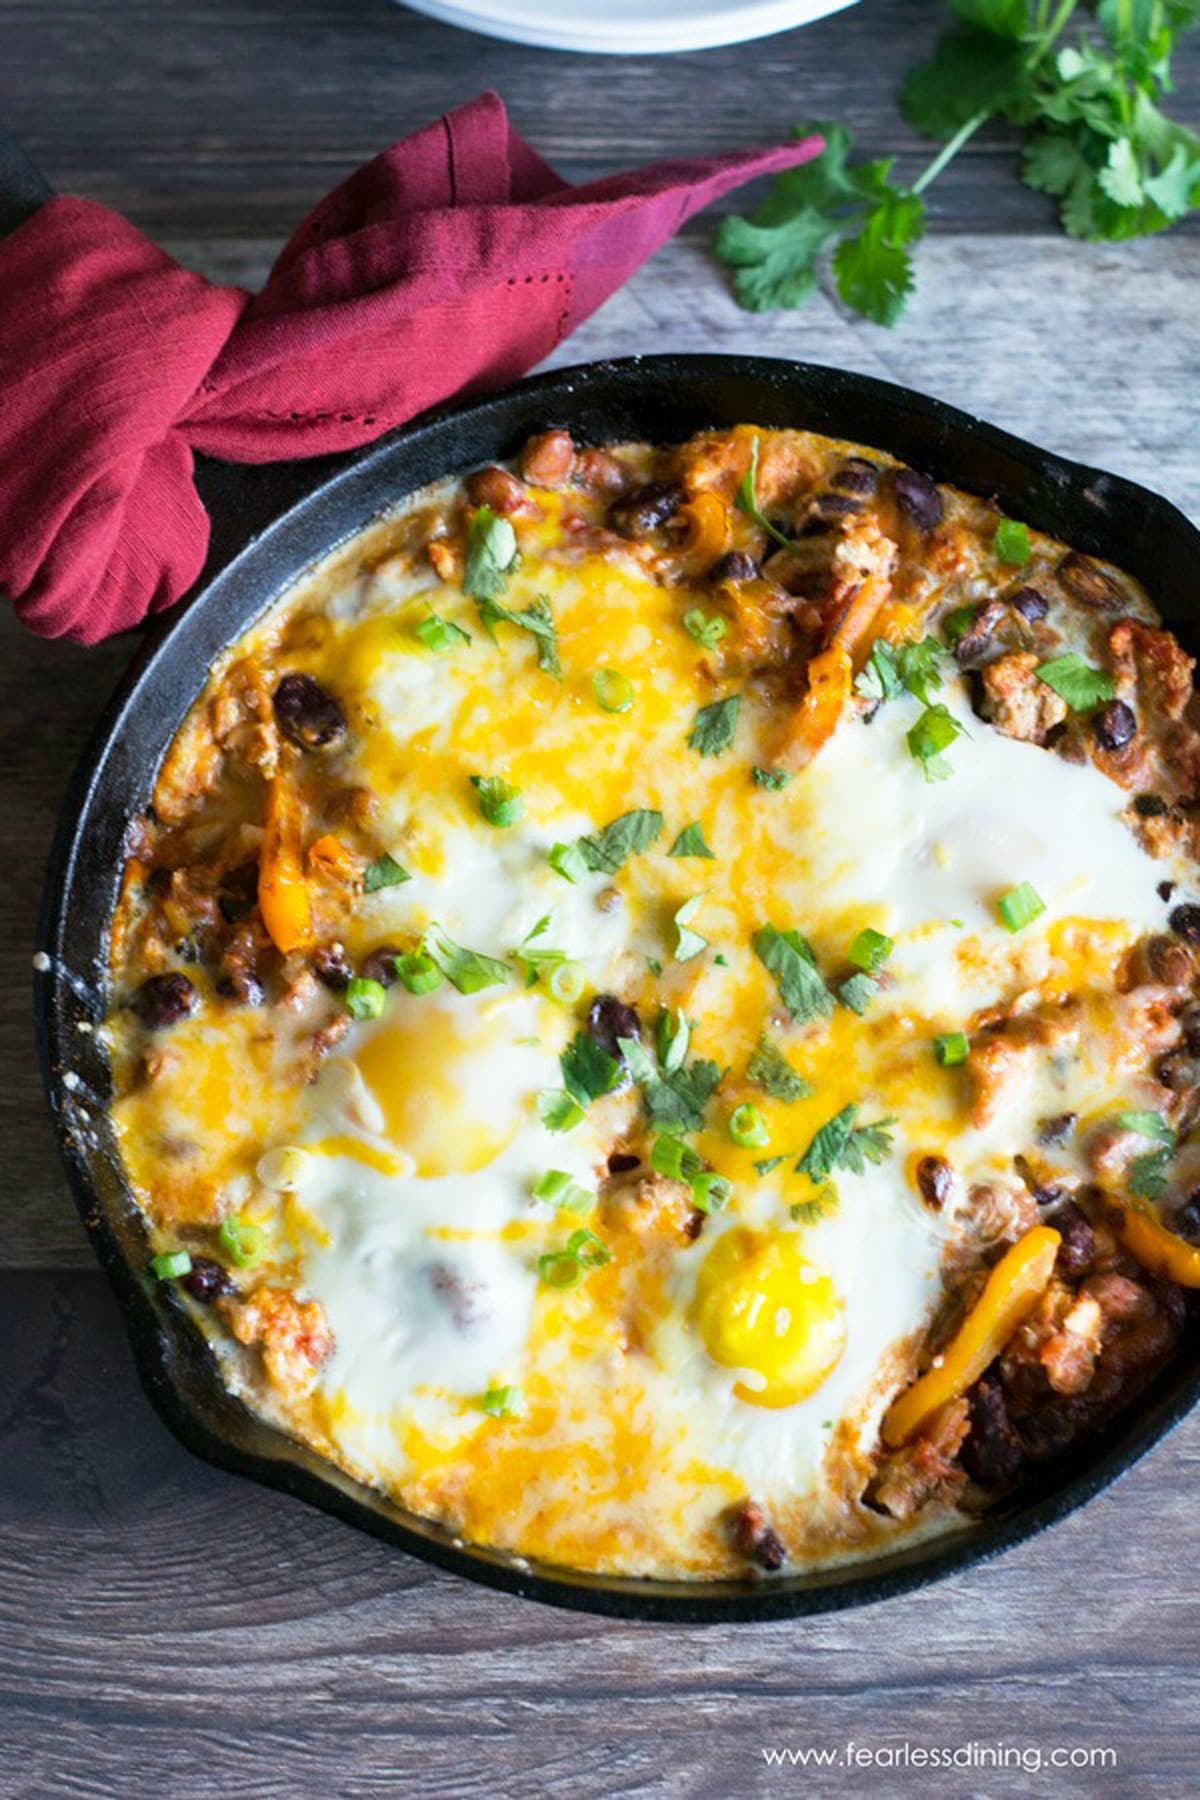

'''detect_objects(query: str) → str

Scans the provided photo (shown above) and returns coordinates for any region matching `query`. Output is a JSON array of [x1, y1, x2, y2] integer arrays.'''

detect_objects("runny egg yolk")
[[352, 998, 520, 1178], [693, 1228, 847, 1409]]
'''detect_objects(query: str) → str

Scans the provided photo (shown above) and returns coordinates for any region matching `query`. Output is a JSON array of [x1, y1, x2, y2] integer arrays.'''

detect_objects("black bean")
[[314, 942, 353, 992], [273, 672, 347, 750], [1173, 1193, 1200, 1243], [360, 945, 403, 988], [916, 1155, 952, 1211], [1169, 903, 1200, 945], [216, 963, 265, 1008], [184, 1256, 235, 1302], [1180, 1004, 1200, 1054], [1159, 1050, 1200, 1093], [1094, 699, 1136, 751], [1037, 1112, 1077, 1146], [1010, 585, 1049, 623], [1159, 880, 1177, 903], [832, 457, 880, 494], [955, 598, 1006, 667], [607, 1151, 640, 1175], [1057, 551, 1123, 611], [894, 467, 944, 533], [587, 994, 641, 1071], [610, 480, 684, 537], [816, 491, 863, 518], [730, 1500, 787, 1571], [796, 516, 831, 539], [962, 1376, 1024, 1486], [1134, 793, 1168, 817], [133, 971, 196, 1029], [1051, 1201, 1095, 1280], [709, 549, 760, 584], [217, 861, 260, 923]]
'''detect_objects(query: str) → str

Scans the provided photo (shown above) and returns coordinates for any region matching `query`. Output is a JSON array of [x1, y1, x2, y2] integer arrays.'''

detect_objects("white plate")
[[400, 0, 857, 55]]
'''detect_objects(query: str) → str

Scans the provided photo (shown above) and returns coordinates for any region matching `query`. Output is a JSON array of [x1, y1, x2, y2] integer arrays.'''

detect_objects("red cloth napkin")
[[0, 94, 821, 644]]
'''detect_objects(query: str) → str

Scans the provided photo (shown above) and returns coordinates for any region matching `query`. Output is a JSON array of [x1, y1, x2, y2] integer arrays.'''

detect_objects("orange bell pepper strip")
[[258, 772, 315, 954], [307, 833, 359, 884], [781, 566, 893, 767], [679, 491, 729, 565], [882, 1224, 1061, 1447], [1108, 1198, 1200, 1288]]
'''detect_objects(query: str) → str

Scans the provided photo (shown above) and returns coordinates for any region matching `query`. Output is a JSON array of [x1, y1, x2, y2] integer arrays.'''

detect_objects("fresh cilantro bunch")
[[714, 0, 1200, 325]]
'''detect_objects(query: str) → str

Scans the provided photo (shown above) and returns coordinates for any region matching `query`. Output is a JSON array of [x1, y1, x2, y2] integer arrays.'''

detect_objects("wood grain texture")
[[3, 3, 1200, 1791]]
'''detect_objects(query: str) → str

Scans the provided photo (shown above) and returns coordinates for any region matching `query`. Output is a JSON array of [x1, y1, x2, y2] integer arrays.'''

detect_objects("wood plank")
[[0, 1270, 1197, 1795], [2, 0, 1197, 239], [7, 228, 1199, 1272]]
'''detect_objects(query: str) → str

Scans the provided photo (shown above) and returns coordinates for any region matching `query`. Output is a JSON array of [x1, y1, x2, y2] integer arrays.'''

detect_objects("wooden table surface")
[[3, 1, 1199, 1792]]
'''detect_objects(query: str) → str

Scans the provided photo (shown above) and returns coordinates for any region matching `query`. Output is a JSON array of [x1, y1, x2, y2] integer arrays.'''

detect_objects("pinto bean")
[[518, 430, 576, 489], [610, 480, 685, 538], [729, 1499, 787, 1571], [466, 464, 540, 518], [1094, 699, 1136, 751], [273, 673, 346, 750], [1057, 551, 1124, 610], [709, 550, 761, 583], [134, 972, 196, 1030], [573, 447, 630, 495], [893, 467, 944, 533]]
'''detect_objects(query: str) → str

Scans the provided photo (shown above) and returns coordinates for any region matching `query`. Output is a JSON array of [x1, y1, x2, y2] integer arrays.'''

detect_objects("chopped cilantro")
[[790, 1184, 839, 1224], [560, 1031, 621, 1109], [656, 1007, 690, 1073], [895, 637, 945, 706], [669, 821, 717, 860], [796, 1103, 895, 1182], [1113, 1110, 1175, 1145], [837, 972, 878, 1015], [576, 808, 664, 875], [463, 505, 519, 602], [753, 924, 834, 1025], [421, 922, 511, 995], [746, 1033, 812, 1104], [1129, 1150, 1172, 1201], [619, 1035, 722, 1133], [688, 693, 741, 758], [475, 591, 561, 678], [363, 852, 410, 893], [855, 639, 904, 703], [941, 604, 977, 648], [752, 765, 792, 791], [907, 703, 966, 781], [537, 1088, 585, 1133], [1035, 653, 1115, 713]]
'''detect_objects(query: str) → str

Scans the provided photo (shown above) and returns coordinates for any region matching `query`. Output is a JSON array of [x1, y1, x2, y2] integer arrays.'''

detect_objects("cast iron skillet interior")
[[36, 352, 1200, 1622]]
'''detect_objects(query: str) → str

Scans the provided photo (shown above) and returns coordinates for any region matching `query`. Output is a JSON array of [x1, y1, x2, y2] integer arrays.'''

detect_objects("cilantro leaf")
[[895, 637, 945, 707], [1129, 1147, 1172, 1200], [832, 187, 925, 327], [900, 23, 1029, 138], [576, 808, 664, 875], [560, 1031, 621, 1109], [753, 924, 835, 1024], [752, 765, 792, 791], [855, 639, 904, 703], [463, 506, 519, 602], [688, 694, 742, 758], [747, 1034, 813, 1104], [1113, 1109, 1175, 1146], [363, 852, 410, 893], [475, 592, 561, 678], [1035, 653, 1115, 712], [907, 704, 967, 782], [619, 1036, 722, 1133], [422, 923, 511, 995], [669, 822, 717, 860], [537, 1088, 585, 1133], [796, 1103, 896, 1182], [837, 972, 878, 1015]]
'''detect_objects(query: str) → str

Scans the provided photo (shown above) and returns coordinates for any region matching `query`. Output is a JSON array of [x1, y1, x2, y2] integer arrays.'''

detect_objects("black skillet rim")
[[34, 352, 1200, 1622]]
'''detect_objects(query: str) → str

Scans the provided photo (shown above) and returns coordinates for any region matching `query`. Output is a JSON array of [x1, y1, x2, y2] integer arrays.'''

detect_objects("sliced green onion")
[[218, 1215, 265, 1269], [650, 1136, 703, 1182], [547, 959, 586, 1006], [729, 1102, 769, 1149], [655, 1006, 690, 1074], [531, 1169, 594, 1213], [934, 1031, 970, 1067], [592, 669, 634, 714], [537, 1250, 583, 1289], [471, 774, 523, 828], [997, 881, 1046, 933], [673, 894, 708, 962], [394, 950, 442, 994], [150, 1249, 192, 1281], [414, 612, 471, 654], [993, 518, 1032, 566], [345, 976, 386, 1020], [847, 927, 894, 974], [683, 608, 728, 649], [690, 1172, 732, 1214], [566, 1227, 612, 1269], [548, 841, 589, 884], [480, 1385, 524, 1419]]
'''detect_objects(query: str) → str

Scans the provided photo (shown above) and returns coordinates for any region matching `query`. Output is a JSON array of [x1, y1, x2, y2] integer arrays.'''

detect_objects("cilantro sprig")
[[714, 1, 1200, 327]]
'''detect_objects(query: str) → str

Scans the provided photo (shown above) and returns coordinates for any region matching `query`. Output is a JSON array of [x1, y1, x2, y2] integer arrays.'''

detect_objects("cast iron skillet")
[[26, 141, 1200, 1620]]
